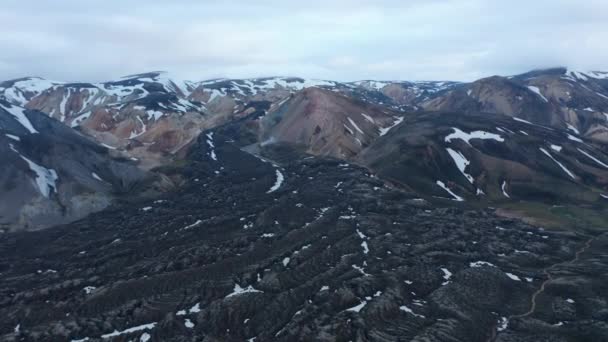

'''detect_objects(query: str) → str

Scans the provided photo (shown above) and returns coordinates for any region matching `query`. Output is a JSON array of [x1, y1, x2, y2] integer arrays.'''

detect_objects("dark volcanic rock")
[[1, 129, 606, 341]]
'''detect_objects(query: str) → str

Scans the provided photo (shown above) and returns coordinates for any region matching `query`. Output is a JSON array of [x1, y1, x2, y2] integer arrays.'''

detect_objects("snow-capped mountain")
[[0, 72, 482, 169]]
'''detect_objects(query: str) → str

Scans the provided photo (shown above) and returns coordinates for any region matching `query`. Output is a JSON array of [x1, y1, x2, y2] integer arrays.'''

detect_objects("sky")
[[1, 0, 607, 83]]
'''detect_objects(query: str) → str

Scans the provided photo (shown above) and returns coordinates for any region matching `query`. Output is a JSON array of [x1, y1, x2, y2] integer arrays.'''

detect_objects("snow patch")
[[91, 172, 104, 182], [440, 268, 453, 284], [360, 113, 375, 123], [2, 77, 61, 105], [577, 148, 608, 168], [129, 116, 147, 139], [566, 123, 580, 135], [205, 132, 217, 161], [146, 110, 163, 121], [502, 181, 510, 198], [513, 117, 533, 125], [267, 169, 285, 193], [361, 241, 369, 254], [343, 124, 354, 135], [248, 77, 336, 92], [399, 304, 425, 318], [469, 261, 495, 268], [83, 286, 97, 294], [70, 111, 92, 127], [182, 220, 203, 230], [226, 284, 263, 298], [497, 317, 509, 331], [539, 148, 576, 179], [567, 134, 583, 143], [59, 90, 70, 121], [352, 264, 370, 276], [446, 148, 474, 183], [444, 127, 503, 145], [5, 133, 20, 141], [188, 303, 201, 313], [205, 89, 224, 103], [436, 180, 464, 201], [346, 300, 367, 312], [379, 116, 404, 136], [0, 103, 38, 133], [356, 229, 367, 239], [347, 117, 364, 134], [71, 338, 89, 342], [505, 272, 521, 281], [19, 154, 58, 197], [527, 86, 548, 102], [101, 322, 157, 339]]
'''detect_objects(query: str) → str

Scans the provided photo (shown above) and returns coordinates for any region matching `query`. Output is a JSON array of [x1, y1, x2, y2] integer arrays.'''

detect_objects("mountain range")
[[1, 67, 607, 231]]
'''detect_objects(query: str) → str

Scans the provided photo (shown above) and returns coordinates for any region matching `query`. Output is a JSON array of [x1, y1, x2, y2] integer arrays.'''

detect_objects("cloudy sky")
[[2, 0, 607, 82]]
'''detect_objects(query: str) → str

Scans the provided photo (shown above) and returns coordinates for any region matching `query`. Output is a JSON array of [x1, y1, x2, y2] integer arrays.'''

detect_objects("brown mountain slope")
[[258, 88, 401, 159]]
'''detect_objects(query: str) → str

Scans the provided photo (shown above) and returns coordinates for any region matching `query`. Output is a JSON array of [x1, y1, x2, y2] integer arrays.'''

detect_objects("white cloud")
[[1, 0, 607, 82]]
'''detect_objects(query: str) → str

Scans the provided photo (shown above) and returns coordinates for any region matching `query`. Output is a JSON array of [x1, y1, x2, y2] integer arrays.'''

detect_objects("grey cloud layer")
[[1, 0, 607, 82]]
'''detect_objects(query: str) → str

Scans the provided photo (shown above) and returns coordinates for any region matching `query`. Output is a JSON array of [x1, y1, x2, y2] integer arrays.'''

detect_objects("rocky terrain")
[[1, 133, 606, 341]]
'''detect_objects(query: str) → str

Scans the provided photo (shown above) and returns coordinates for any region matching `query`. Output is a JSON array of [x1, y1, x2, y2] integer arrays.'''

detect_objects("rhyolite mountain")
[[420, 68, 608, 143], [0, 72, 487, 167], [2, 67, 607, 166], [1, 68, 608, 341]]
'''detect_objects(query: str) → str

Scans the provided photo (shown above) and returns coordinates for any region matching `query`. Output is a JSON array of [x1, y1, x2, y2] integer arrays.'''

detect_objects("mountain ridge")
[[1, 67, 607, 232]]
